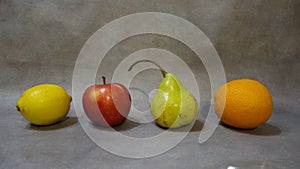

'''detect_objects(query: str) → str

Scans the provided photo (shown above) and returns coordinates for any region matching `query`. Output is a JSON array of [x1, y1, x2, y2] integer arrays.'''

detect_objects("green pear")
[[129, 60, 199, 128]]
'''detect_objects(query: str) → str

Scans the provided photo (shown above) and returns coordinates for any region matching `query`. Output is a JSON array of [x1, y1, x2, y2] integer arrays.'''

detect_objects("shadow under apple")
[[89, 119, 140, 131]]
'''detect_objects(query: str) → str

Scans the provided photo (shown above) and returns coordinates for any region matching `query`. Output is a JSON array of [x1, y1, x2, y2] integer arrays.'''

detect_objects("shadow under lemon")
[[25, 116, 78, 131]]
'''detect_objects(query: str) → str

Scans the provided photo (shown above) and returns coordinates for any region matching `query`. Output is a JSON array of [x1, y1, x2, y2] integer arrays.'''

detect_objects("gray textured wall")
[[1, 0, 299, 109]]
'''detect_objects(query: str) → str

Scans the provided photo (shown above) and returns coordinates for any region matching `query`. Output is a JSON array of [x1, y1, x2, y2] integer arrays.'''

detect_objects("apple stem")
[[102, 76, 106, 85], [128, 60, 167, 78]]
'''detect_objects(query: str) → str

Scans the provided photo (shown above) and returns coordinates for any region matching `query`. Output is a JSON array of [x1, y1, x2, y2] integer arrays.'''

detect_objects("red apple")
[[82, 76, 131, 127]]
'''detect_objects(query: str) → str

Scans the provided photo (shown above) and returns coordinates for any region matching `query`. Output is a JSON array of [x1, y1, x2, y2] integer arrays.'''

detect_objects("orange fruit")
[[214, 79, 273, 129]]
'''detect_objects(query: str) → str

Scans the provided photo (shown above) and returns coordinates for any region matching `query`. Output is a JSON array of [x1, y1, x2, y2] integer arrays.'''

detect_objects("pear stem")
[[128, 60, 167, 78], [102, 76, 106, 85]]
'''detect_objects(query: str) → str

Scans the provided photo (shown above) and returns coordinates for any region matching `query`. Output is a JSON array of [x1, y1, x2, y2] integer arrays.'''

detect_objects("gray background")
[[1, 0, 299, 169]]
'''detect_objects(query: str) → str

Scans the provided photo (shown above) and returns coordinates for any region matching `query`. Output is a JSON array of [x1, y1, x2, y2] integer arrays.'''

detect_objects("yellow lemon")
[[16, 84, 72, 125]]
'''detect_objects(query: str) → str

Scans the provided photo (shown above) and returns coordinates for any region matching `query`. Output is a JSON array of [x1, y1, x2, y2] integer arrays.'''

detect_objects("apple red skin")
[[82, 83, 131, 127]]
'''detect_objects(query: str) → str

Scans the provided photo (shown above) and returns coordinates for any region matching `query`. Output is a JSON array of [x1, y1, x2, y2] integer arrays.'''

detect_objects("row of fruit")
[[16, 59, 273, 130]]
